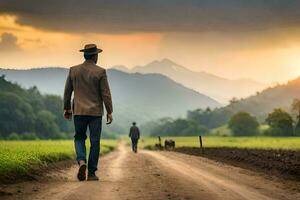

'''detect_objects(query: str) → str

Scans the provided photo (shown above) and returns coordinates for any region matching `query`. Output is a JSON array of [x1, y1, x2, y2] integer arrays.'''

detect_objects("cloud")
[[0, 32, 20, 51], [0, 0, 300, 33]]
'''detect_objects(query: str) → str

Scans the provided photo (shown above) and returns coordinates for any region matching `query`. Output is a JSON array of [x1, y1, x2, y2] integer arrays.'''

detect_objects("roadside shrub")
[[150, 118, 208, 136], [228, 112, 259, 136], [35, 110, 60, 139], [21, 132, 39, 140], [294, 125, 300, 136], [7, 133, 20, 140], [265, 108, 294, 136]]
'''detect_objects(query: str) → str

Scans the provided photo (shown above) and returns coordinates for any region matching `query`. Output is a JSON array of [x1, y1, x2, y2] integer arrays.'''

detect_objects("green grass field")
[[140, 136, 300, 150], [209, 124, 271, 136], [0, 139, 118, 178]]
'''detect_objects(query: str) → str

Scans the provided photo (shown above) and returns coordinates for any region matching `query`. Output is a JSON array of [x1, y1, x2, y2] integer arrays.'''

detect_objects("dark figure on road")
[[129, 122, 140, 153], [63, 44, 113, 181]]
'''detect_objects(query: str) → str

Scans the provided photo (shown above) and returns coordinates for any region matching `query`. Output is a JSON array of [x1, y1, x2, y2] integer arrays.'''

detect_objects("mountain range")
[[112, 59, 266, 103], [0, 67, 220, 131], [1, 61, 299, 132]]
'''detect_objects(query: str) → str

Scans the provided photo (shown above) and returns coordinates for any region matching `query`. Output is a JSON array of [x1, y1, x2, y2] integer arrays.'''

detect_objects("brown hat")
[[79, 44, 103, 55]]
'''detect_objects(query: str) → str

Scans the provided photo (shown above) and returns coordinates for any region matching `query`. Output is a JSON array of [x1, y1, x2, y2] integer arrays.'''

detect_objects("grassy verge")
[[140, 136, 300, 150], [209, 124, 271, 136], [0, 139, 118, 180]]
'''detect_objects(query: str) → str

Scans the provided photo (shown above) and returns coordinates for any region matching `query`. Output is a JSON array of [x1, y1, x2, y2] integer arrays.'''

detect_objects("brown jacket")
[[63, 60, 113, 116]]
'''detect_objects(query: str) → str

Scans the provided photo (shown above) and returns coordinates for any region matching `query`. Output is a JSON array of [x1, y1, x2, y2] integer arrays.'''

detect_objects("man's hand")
[[64, 110, 72, 120], [106, 113, 113, 125]]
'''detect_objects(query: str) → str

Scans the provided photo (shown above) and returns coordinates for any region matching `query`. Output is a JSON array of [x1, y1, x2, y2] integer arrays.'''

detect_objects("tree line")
[[2, 74, 299, 139], [0, 75, 74, 140], [147, 99, 300, 137], [0, 75, 116, 140]]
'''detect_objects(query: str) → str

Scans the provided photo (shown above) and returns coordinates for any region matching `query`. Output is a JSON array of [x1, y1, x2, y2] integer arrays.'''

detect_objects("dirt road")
[[2, 142, 299, 200]]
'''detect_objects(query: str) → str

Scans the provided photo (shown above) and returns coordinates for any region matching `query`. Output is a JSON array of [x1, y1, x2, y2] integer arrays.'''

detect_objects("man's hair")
[[132, 122, 136, 126], [84, 54, 97, 60]]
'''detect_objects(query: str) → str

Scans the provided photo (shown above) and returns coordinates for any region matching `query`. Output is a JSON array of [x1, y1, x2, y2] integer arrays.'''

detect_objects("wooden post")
[[199, 136, 203, 153], [158, 136, 161, 148]]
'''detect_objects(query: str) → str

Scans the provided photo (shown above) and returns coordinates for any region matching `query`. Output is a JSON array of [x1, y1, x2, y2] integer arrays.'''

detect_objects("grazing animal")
[[164, 139, 175, 150]]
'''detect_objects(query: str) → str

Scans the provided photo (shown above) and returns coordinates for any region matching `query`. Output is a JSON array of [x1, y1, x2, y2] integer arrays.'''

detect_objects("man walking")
[[129, 122, 140, 153], [63, 44, 113, 181]]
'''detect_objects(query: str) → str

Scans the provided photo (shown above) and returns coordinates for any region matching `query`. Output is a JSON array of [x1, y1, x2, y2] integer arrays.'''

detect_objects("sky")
[[0, 0, 300, 83]]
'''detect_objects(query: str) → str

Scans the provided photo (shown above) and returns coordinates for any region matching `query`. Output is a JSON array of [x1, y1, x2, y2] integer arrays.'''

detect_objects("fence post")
[[199, 136, 204, 153], [158, 136, 161, 147]]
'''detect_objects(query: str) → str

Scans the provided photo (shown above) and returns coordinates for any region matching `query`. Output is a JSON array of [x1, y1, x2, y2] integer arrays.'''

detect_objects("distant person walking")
[[129, 122, 140, 153], [63, 44, 113, 181]]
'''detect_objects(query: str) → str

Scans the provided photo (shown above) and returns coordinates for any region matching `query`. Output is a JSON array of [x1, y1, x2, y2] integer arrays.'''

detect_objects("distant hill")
[[223, 77, 300, 121], [0, 75, 73, 139], [112, 65, 131, 73], [139, 76, 300, 133], [112, 58, 266, 103], [0, 67, 220, 130]]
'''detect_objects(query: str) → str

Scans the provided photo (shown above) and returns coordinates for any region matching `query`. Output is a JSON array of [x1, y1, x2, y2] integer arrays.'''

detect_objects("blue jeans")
[[74, 115, 102, 174], [131, 138, 138, 152]]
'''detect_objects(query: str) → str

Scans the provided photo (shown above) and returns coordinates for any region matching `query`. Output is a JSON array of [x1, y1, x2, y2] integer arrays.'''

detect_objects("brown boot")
[[87, 173, 99, 181], [77, 162, 87, 181]]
